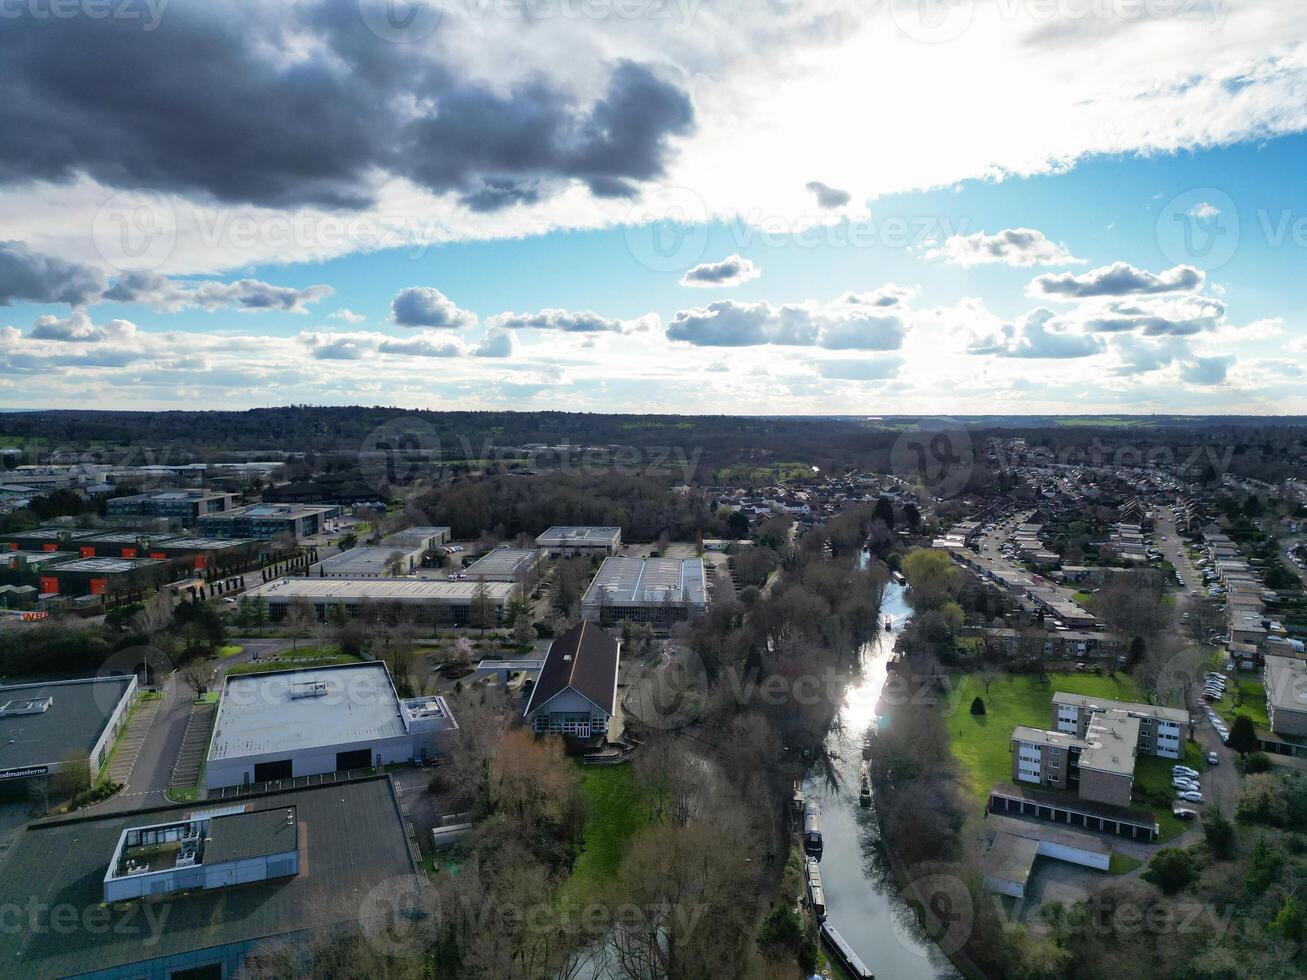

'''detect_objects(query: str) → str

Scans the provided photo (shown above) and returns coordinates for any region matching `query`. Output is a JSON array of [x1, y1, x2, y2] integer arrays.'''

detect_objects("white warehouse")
[[205, 662, 457, 790]]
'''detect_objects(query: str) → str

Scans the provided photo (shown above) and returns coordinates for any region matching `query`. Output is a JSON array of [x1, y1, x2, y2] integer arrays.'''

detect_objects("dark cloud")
[[0, 6, 693, 211], [805, 181, 851, 208], [1029, 262, 1203, 299], [391, 287, 477, 329], [490, 309, 636, 333], [0, 241, 105, 307], [679, 254, 760, 288], [474, 327, 517, 358], [104, 272, 331, 313], [1083, 297, 1225, 336]]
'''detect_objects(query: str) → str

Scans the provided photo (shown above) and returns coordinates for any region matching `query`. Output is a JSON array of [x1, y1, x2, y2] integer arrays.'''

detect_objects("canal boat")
[[805, 858, 826, 921], [859, 776, 872, 809], [802, 800, 823, 858], [821, 921, 875, 978]]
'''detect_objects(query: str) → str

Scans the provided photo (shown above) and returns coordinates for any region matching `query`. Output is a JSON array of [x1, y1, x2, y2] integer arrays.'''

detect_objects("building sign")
[[0, 765, 49, 781]]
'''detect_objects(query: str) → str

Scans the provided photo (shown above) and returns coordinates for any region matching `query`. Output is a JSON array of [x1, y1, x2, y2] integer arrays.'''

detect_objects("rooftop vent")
[[290, 680, 328, 699], [0, 696, 53, 718]]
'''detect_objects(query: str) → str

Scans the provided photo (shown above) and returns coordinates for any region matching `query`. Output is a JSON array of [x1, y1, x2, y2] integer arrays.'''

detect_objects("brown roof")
[[525, 621, 619, 718]]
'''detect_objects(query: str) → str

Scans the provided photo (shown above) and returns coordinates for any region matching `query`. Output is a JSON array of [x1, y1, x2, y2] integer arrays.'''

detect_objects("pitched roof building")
[[524, 621, 620, 738]]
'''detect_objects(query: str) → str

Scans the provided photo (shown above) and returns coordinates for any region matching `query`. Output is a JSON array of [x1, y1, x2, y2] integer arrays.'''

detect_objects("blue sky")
[[2, 0, 1306, 413]]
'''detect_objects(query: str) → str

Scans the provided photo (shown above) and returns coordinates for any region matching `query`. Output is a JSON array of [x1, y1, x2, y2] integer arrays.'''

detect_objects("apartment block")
[[1051, 691, 1185, 760]]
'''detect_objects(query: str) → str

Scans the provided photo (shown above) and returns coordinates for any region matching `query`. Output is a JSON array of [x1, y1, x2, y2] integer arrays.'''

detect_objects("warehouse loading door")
[[336, 748, 371, 771], [253, 759, 292, 781]]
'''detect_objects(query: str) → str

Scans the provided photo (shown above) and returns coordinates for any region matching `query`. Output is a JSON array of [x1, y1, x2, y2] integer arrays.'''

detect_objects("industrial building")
[[581, 556, 708, 629], [535, 526, 623, 556], [197, 502, 340, 540], [205, 661, 457, 788], [0, 526, 96, 553], [245, 576, 517, 624], [0, 675, 137, 784], [317, 543, 426, 578], [524, 621, 620, 738], [144, 535, 262, 572], [38, 555, 168, 597], [461, 545, 547, 583], [0, 777, 418, 978], [381, 525, 451, 550], [106, 488, 237, 525]]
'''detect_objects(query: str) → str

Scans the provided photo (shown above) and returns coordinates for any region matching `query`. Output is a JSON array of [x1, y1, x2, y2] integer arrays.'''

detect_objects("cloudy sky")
[[2, 0, 1306, 414]]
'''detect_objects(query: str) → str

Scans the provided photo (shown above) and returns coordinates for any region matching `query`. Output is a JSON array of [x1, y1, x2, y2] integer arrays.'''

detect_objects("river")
[[801, 582, 962, 979]]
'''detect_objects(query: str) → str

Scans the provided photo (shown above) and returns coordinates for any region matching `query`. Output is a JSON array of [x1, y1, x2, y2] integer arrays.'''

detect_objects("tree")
[[469, 578, 496, 633], [1141, 847, 1199, 895], [901, 548, 959, 611], [284, 597, 315, 651], [512, 609, 535, 648], [1203, 812, 1236, 860], [1228, 713, 1258, 755], [50, 751, 92, 804], [179, 659, 214, 697], [970, 696, 986, 716]]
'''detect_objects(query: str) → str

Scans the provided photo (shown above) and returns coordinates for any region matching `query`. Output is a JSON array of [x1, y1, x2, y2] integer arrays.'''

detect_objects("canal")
[[801, 582, 962, 979]]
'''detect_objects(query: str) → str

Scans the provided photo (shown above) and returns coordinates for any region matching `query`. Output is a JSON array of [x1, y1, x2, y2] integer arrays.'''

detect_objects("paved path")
[[105, 694, 160, 786], [169, 701, 216, 790]]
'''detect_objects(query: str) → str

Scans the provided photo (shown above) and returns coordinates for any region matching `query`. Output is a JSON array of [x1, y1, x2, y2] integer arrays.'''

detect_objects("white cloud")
[[489, 308, 656, 333], [923, 228, 1082, 267], [330, 308, 367, 324], [1028, 262, 1204, 300], [667, 290, 910, 349], [966, 308, 1105, 359], [391, 287, 478, 329]]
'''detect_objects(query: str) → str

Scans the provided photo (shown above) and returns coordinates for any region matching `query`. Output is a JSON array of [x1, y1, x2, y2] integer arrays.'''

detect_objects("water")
[[801, 583, 962, 979]]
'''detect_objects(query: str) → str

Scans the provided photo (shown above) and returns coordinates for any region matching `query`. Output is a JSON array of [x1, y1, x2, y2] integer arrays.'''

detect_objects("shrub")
[[970, 697, 986, 716]]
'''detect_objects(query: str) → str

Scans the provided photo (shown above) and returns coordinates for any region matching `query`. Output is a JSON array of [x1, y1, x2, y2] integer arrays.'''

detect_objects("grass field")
[[947, 671, 1204, 842], [559, 764, 644, 909], [947, 672, 1149, 811], [226, 646, 357, 675], [215, 644, 244, 658], [1218, 676, 1269, 729]]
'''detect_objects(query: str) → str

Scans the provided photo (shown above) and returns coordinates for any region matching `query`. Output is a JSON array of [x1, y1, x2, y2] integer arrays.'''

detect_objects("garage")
[[336, 748, 372, 771], [253, 759, 292, 782]]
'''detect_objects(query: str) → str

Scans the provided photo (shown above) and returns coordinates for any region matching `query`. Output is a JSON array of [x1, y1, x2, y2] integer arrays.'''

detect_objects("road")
[[1153, 507, 1203, 602], [92, 637, 293, 813], [977, 509, 1091, 609]]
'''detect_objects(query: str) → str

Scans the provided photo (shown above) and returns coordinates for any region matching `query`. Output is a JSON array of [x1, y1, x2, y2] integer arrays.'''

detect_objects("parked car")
[[1173, 766, 1200, 779], [1172, 807, 1198, 821], [1178, 791, 1204, 803]]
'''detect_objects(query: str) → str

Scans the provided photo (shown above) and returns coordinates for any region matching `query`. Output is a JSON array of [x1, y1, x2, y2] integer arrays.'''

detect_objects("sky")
[[2, 0, 1307, 414]]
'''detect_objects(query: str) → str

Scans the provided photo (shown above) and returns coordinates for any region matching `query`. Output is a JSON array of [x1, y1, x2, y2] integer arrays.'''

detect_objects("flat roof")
[[46, 556, 165, 574], [1013, 726, 1088, 750], [318, 545, 420, 575], [582, 556, 707, 606], [1265, 655, 1307, 717], [381, 525, 449, 544], [0, 778, 415, 976], [462, 547, 542, 579], [536, 526, 621, 544], [156, 536, 259, 551], [0, 676, 135, 772], [76, 531, 182, 545], [246, 577, 517, 603], [209, 661, 406, 762], [1051, 691, 1188, 725], [206, 806, 299, 863], [982, 829, 1039, 887], [1079, 709, 1140, 777]]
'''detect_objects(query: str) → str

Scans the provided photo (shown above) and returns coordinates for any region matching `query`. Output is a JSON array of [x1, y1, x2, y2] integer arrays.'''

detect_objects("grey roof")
[[1051, 691, 1188, 726], [318, 545, 421, 575], [1079, 709, 1140, 778], [0, 778, 416, 977], [245, 577, 516, 604], [46, 556, 164, 574], [0, 676, 135, 771], [206, 806, 299, 862], [462, 547, 543, 580], [1265, 655, 1307, 718], [208, 661, 406, 762], [1012, 726, 1088, 751], [582, 556, 707, 607], [536, 526, 621, 545]]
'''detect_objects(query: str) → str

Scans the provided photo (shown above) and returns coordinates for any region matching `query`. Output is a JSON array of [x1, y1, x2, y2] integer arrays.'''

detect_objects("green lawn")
[[559, 764, 644, 909], [1218, 676, 1269, 729], [226, 647, 358, 675], [948, 672, 1149, 811], [215, 644, 244, 658], [1109, 853, 1142, 874], [1133, 744, 1207, 841]]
